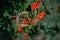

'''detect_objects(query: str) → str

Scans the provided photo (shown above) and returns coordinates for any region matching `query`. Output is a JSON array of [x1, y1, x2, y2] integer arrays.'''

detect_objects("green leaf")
[[11, 20, 17, 32], [22, 13, 29, 18], [29, 22, 34, 29], [27, 36, 32, 40], [13, 9, 18, 14]]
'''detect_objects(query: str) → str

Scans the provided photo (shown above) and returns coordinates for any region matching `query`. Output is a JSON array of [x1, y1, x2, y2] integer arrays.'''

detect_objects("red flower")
[[12, 15, 16, 19], [22, 18, 28, 24], [23, 33, 29, 39], [17, 26, 23, 32], [31, 1, 40, 9], [58, 5, 60, 10], [36, 11, 46, 19], [37, 13, 44, 19], [41, 11, 46, 15], [32, 17, 39, 24]]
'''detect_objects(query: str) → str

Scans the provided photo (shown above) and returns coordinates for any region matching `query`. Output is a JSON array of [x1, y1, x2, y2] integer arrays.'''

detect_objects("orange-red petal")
[[33, 17, 39, 24], [37, 13, 45, 19], [41, 11, 46, 15], [22, 18, 28, 24], [17, 26, 23, 32], [23, 33, 29, 39], [31, 1, 40, 9]]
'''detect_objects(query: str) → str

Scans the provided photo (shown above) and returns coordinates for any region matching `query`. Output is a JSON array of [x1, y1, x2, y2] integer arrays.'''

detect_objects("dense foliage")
[[0, 0, 60, 40]]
